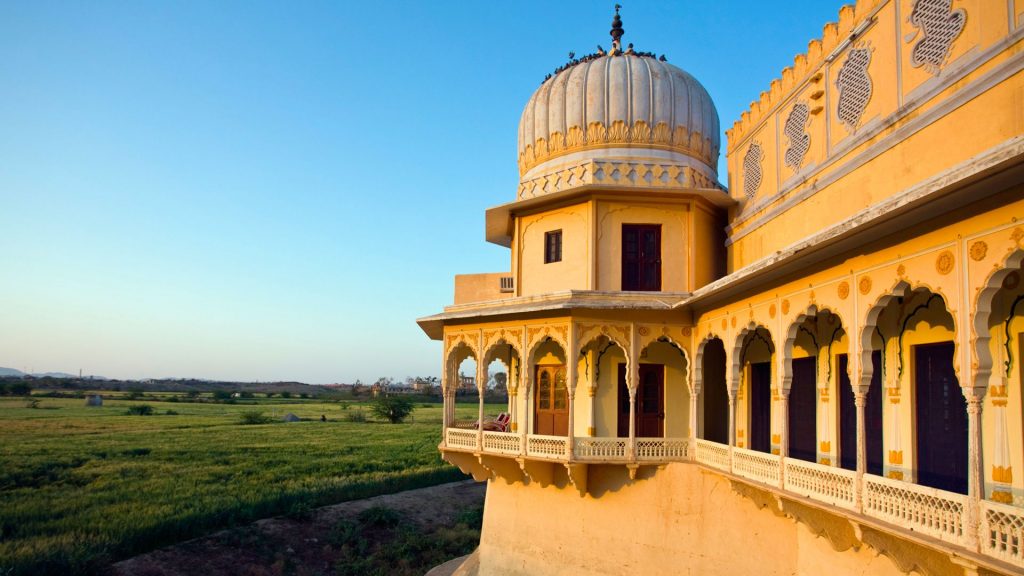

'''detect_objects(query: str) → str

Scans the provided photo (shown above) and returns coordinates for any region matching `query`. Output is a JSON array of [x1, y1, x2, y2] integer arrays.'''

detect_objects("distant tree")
[[280, 391, 292, 399], [369, 396, 415, 424], [185, 390, 200, 399], [493, 372, 508, 391], [239, 391, 255, 399], [9, 382, 31, 396], [299, 393, 309, 399], [264, 392, 276, 398], [0, 382, 7, 396], [212, 390, 232, 400], [127, 387, 145, 399]]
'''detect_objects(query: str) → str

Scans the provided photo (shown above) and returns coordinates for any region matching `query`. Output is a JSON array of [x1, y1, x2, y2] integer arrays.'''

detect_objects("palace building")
[[417, 2, 1024, 574]]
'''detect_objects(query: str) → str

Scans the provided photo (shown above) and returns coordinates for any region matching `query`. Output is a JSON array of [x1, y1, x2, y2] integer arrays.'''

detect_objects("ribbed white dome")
[[517, 53, 720, 186]]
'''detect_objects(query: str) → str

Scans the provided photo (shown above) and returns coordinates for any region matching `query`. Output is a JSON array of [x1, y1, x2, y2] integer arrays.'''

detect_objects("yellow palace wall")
[[725, 0, 1024, 269], [512, 197, 722, 297], [476, 463, 910, 576], [694, 193, 1024, 503]]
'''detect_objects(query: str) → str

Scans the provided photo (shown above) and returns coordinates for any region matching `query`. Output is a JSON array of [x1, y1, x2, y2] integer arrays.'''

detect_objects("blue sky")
[[0, 1, 844, 383]]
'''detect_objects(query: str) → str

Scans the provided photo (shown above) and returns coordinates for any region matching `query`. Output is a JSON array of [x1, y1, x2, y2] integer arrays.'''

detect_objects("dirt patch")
[[112, 480, 485, 576]]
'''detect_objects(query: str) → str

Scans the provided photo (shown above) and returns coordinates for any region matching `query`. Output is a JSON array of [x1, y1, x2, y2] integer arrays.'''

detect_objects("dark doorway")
[[838, 352, 883, 474], [622, 224, 661, 291], [701, 339, 729, 444], [788, 357, 817, 462], [617, 363, 665, 437], [534, 365, 568, 436], [915, 342, 967, 494], [749, 362, 772, 453]]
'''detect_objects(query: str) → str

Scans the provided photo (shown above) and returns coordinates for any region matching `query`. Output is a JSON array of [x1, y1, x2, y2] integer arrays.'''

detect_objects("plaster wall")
[[595, 200, 690, 292], [517, 202, 590, 296], [475, 463, 908, 576], [725, 0, 1023, 269]]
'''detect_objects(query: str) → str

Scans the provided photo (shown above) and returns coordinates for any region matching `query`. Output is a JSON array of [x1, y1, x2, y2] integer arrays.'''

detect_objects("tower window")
[[622, 224, 661, 291], [544, 230, 562, 264]]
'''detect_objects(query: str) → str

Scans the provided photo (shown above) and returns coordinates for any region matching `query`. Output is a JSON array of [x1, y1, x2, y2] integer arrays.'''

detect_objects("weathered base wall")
[[474, 463, 913, 576]]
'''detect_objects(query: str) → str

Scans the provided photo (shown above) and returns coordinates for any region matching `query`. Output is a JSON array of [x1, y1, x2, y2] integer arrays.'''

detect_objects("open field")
[[0, 394, 499, 576]]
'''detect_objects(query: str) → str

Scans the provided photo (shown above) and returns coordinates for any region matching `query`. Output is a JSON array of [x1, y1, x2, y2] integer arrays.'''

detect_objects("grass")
[[0, 395, 498, 576]]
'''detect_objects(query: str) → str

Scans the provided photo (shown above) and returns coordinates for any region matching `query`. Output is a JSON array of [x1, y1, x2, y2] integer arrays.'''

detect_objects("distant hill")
[[0, 367, 24, 377], [34, 372, 80, 379]]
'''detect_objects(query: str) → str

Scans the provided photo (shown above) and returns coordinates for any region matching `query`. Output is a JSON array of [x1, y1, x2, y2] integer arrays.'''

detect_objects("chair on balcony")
[[481, 412, 510, 432]]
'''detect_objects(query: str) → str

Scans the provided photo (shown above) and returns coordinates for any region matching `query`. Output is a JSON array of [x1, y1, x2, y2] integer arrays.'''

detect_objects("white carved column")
[[688, 385, 699, 461], [778, 378, 791, 458], [566, 325, 577, 459], [521, 367, 532, 456], [477, 360, 486, 452], [853, 389, 867, 511], [965, 388, 986, 552], [628, 324, 639, 461], [778, 381, 786, 487], [727, 385, 738, 475]]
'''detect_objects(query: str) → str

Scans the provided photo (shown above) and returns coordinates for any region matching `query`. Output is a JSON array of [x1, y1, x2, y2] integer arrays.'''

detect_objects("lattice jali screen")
[[742, 142, 764, 199], [783, 103, 811, 169], [908, 0, 966, 75], [836, 47, 872, 131], [982, 499, 1024, 565]]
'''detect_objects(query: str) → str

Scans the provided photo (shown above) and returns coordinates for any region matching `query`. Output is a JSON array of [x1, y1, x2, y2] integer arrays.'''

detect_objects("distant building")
[[418, 4, 1024, 575]]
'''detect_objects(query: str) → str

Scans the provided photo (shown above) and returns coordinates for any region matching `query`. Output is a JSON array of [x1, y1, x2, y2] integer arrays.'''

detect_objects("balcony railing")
[[526, 434, 568, 459], [982, 498, 1024, 565], [574, 437, 627, 460], [783, 457, 857, 510], [443, 431, 1024, 569], [482, 431, 520, 455], [862, 472, 967, 545], [732, 446, 781, 486]]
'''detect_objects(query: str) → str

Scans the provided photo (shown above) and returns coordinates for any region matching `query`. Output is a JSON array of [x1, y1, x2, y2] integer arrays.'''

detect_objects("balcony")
[[442, 427, 690, 495], [690, 439, 1024, 571], [443, 432, 1024, 572]]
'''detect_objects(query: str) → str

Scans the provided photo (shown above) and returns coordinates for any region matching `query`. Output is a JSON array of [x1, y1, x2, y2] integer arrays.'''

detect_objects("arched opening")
[[635, 338, 690, 439], [736, 326, 774, 454], [699, 337, 728, 444], [532, 338, 568, 436], [445, 342, 478, 431], [482, 341, 521, 431], [578, 336, 628, 438], [863, 285, 965, 494], [974, 251, 1024, 503]]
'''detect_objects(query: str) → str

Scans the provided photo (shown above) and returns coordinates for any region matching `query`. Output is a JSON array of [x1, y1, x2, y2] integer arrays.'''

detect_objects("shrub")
[[164, 409, 179, 415], [126, 405, 154, 416], [25, 399, 41, 409], [238, 410, 272, 425], [264, 392, 276, 398], [185, 390, 200, 399], [339, 401, 351, 411], [239, 391, 254, 399], [127, 388, 145, 399], [344, 409, 367, 423], [212, 390, 232, 400], [369, 396, 415, 424]]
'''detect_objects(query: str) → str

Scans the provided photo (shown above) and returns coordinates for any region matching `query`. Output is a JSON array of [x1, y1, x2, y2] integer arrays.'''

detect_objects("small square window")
[[544, 230, 562, 264]]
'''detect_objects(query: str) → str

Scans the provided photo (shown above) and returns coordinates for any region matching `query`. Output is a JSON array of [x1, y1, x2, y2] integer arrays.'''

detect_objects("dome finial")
[[610, 4, 624, 52]]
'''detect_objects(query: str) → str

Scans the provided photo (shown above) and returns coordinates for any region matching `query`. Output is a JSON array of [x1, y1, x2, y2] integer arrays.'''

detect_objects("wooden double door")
[[534, 365, 568, 436], [617, 363, 665, 437]]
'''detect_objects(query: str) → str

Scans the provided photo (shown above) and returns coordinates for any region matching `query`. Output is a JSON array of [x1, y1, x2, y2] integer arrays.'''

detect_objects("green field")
[[0, 395, 495, 576]]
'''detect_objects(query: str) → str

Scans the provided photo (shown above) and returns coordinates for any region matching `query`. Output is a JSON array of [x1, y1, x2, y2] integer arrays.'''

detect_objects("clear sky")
[[0, 1, 845, 383]]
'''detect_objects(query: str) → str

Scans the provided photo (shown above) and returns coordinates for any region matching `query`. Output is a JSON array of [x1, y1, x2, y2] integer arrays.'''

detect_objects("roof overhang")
[[416, 290, 690, 340]]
